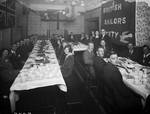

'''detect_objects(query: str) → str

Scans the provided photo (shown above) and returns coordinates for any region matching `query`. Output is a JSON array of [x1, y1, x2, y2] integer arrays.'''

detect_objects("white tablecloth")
[[9, 40, 67, 112], [72, 42, 88, 52], [117, 57, 150, 100]]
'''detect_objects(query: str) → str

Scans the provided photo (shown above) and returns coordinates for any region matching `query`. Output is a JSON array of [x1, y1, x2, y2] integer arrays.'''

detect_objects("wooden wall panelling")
[[0, 31, 2, 49]]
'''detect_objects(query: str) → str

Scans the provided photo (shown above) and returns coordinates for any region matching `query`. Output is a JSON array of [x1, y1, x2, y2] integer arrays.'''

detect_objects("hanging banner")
[[101, 0, 136, 46]]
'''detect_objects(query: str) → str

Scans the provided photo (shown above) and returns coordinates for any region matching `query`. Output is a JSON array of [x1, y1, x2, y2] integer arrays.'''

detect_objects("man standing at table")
[[68, 32, 75, 42], [83, 42, 95, 80], [93, 31, 100, 54], [100, 29, 112, 50], [93, 46, 106, 101]]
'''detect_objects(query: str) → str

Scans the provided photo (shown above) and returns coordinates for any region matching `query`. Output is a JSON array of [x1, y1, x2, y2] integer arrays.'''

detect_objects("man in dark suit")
[[60, 45, 74, 113], [83, 42, 95, 79], [68, 32, 75, 42], [125, 43, 142, 63], [102, 51, 142, 114], [82, 34, 91, 45], [80, 32, 85, 43], [100, 40, 110, 58], [93, 46, 106, 101], [24, 39, 34, 53], [90, 31, 95, 42], [16, 41, 28, 68], [142, 45, 150, 66], [100, 29, 112, 50], [93, 31, 101, 54], [58, 41, 68, 66], [61, 45, 74, 78], [9, 44, 19, 69], [51, 35, 58, 49]]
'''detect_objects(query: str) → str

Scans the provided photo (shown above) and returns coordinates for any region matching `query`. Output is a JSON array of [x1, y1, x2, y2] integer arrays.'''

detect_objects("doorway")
[[85, 17, 99, 35]]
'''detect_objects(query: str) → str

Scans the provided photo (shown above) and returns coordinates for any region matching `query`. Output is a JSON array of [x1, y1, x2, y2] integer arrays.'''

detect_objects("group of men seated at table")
[[52, 30, 150, 114], [0, 38, 35, 107], [0, 31, 150, 114], [82, 43, 150, 114], [52, 29, 150, 68]]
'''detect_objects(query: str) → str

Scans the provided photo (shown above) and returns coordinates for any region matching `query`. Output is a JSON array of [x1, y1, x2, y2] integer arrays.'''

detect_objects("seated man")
[[56, 39, 62, 58], [83, 42, 95, 79], [102, 51, 143, 114], [58, 41, 68, 66], [9, 44, 19, 69], [68, 32, 75, 42], [99, 40, 110, 58], [90, 31, 95, 42], [125, 43, 142, 63], [59, 45, 74, 113], [142, 45, 150, 66], [82, 34, 91, 45], [100, 29, 112, 50], [0, 49, 19, 94], [94, 46, 106, 74], [93, 31, 101, 54], [93, 46, 107, 100], [15, 41, 28, 68], [61, 45, 74, 78], [80, 33, 86, 43]]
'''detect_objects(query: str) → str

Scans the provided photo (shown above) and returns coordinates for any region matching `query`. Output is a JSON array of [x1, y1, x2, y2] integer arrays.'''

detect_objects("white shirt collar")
[[95, 35, 99, 38], [144, 53, 150, 58], [65, 53, 73, 60]]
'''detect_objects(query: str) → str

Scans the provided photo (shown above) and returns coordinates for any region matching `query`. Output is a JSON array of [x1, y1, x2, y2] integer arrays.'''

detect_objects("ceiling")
[[18, 0, 86, 6], [16, 0, 113, 19], [17, 0, 110, 11]]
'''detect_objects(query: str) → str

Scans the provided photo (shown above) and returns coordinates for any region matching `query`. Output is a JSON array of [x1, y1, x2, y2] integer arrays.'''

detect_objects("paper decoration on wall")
[[135, 2, 150, 46], [120, 31, 133, 44]]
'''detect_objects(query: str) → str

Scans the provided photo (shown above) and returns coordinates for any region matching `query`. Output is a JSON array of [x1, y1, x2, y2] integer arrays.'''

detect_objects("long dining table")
[[9, 40, 67, 112], [104, 57, 150, 104], [117, 57, 150, 99], [71, 42, 150, 102]]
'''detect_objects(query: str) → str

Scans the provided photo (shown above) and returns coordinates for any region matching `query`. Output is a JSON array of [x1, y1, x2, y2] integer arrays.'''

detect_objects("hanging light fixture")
[[44, 12, 48, 16], [45, 0, 55, 3], [81, 0, 85, 6], [71, 0, 77, 6], [71, 0, 85, 6], [62, 10, 66, 15]]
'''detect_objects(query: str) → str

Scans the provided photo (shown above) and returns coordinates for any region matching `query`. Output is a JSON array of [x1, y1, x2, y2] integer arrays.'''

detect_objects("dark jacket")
[[61, 54, 74, 78], [58, 48, 66, 66], [93, 56, 106, 100], [93, 36, 101, 52], [93, 56, 106, 80], [9, 50, 20, 69], [102, 62, 142, 114], [0, 58, 18, 94], [83, 50, 94, 66], [142, 53, 150, 66], [124, 47, 142, 64], [100, 34, 112, 49]]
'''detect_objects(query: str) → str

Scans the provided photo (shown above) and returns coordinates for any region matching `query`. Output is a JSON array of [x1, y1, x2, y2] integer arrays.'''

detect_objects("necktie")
[[129, 50, 133, 55]]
